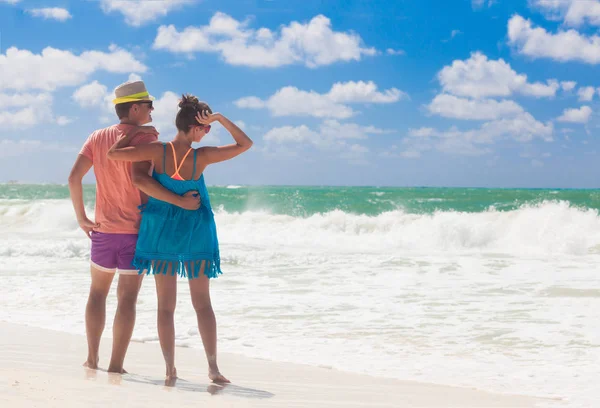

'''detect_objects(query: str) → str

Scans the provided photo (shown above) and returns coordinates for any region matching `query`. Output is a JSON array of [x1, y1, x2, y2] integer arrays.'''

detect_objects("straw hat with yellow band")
[[112, 81, 155, 105]]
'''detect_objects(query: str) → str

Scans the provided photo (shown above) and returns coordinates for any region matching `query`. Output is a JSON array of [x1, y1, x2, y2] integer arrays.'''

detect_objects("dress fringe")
[[133, 255, 222, 279]]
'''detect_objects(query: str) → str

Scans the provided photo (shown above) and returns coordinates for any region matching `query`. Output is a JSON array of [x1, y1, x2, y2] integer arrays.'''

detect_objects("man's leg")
[[107, 272, 143, 373], [84, 266, 115, 369]]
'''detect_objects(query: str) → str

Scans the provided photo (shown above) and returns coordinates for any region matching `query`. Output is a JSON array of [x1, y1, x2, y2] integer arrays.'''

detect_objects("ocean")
[[1, 184, 599, 407]]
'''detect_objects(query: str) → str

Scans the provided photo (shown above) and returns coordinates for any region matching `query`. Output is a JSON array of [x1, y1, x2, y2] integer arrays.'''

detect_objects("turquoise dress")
[[132, 143, 222, 279]]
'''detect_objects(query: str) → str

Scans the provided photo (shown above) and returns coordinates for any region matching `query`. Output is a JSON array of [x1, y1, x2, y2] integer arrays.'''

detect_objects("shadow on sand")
[[120, 372, 274, 399]]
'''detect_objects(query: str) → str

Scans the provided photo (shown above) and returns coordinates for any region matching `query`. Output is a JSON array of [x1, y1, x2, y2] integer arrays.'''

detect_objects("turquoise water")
[[1, 183, 599, 215]]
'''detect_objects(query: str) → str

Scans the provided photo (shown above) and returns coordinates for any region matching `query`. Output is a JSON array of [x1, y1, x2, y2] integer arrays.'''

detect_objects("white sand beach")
[[0, 322, 549, 408]]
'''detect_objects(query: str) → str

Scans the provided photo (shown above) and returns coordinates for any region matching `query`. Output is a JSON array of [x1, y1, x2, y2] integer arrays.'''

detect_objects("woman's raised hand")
[[195, 110, 220, 126]]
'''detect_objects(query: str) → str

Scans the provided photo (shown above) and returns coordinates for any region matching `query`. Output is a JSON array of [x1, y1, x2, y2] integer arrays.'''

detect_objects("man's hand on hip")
[[179, 191, 201, 210]]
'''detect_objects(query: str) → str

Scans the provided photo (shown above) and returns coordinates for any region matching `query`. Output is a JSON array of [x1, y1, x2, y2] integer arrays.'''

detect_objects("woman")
[[107, 94, 253, 383]]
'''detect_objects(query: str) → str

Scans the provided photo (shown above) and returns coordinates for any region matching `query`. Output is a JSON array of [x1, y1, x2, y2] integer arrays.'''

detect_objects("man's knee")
[[89, 267, 115, 301], [117, 285, 140, 309], [88, 288, 108, 305], [117, 292, 138, 310], [117, 276, 142, 307]]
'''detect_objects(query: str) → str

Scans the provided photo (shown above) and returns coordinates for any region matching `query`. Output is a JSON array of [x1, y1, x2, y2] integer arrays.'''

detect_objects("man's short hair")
[[115, 102, 135, 119]]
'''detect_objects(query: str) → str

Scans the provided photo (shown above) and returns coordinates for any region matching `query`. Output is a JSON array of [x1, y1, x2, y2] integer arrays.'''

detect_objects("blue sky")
[[0, 0, 598, 188]]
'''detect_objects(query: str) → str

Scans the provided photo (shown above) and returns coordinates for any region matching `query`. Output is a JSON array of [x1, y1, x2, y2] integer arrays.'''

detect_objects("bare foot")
[[107, 366, 128, 374], [209, 369, 230, 384], [83, 358, 98, 370], [163, 366, 177, 387], [165, 366, 177, 379], [164, 376, 177, 387]]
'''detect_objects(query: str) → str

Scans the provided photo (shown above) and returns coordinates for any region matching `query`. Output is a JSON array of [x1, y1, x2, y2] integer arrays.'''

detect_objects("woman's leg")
[[188, 261, 229, 383], [155, 267, 178, 379]]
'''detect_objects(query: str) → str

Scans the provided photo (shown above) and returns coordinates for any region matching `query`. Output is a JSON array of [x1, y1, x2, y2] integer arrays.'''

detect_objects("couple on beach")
[[68, 80, 253, 383]]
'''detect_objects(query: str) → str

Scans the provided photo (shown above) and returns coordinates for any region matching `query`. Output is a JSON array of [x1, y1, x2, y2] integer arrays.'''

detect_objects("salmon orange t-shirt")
[[79, 124, 157, 234]]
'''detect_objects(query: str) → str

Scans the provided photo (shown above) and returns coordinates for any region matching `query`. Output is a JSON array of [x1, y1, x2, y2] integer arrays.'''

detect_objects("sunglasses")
[[137, 101, 153, 109], [190, 124, 211, 131]]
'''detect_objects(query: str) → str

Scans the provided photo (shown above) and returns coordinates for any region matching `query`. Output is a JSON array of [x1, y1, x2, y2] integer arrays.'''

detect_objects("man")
[[68, 80, 200, 373]]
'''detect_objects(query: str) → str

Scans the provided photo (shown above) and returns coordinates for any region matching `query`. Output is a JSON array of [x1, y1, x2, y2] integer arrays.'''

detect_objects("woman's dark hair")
[[175, 94, 212, 132]]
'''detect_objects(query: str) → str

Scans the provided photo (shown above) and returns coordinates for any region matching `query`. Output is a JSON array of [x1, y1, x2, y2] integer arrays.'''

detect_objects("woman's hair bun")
[[175, 94, 212, 132], [178, 93, 199, 109]]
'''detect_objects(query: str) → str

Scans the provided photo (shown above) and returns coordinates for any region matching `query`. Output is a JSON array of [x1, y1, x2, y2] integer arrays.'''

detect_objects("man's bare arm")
[[68, 155, 99, 238], [132, 162, 200, 210]]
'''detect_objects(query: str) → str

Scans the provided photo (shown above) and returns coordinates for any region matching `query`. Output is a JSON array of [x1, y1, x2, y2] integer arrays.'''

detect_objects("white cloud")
[[264, 120, 391, 144], [531, 0, 600, 27], [0, 107, 48, 128], [237, 88, 353, 119], [264, 125, 316, 144], [402, 112, 553, 157], [347, 144, 369, 153], [235, 81, 405, 119], [386, 48, 405, 55], [481, 113, 554, 142], [442, 29, 463, 42], [400, 150, 423, 159], [408, 127, 436, 138], [148, 91, 180, 134], [100, 0, 193, 27], [531, 159, 544, 167], [523, 79, 560, 97], [318, 120, 393, 139], [72, 81, 108, 107], [560, 81, 577, 91], [557, 106, 592, 123], [429, 52, 557, 135], [263, 120, 390, 159], [56, 116, 73, 126], [153, 13, 376, 68], [472, 0, 495, 9], [0, 92, 66, 128], [0, 92, 52, 109], [328, 81, 405, 103], [0, 45, 146, 91], [235, 97, 265, 110], [405, 128, 492, 157], [0, 139, 77, 158], [508, 15, 600, 64], [127, 73, 142, 82], [577, 86, 595, 101], [427, 94, 525, 120], [438, 52, 559, 99], [27, 7, 72, 21]]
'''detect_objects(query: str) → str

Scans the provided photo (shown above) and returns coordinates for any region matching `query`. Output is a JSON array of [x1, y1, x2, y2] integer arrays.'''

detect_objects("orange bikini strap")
[[176, 148, 193, 174], [168, 142, 193, 179]]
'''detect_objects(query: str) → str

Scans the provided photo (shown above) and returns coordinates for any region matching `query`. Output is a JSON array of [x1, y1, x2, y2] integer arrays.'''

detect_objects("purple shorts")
[[90, 232, 139, 275]]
